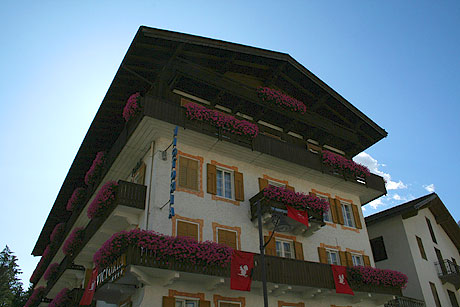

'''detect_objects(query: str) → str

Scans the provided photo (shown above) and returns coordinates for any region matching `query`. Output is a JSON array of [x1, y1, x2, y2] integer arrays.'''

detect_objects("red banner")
[[230, 251, 254, 291], [287, 205, 309, 227], [331, 265, 354, 295], [80, 268, 98, 305]]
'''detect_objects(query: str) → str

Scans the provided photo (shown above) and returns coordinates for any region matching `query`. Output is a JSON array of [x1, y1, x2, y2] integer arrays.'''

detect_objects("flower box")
[[62, 227, 85, 256], [66, 187, 86, 211], [123, 92, 142, 122], [257, 87, 307, 114], [24, 286, 45, 307], [87, 181, 119, 219], [84, 151, 105, 186], [322, 150, 370, 179], [49, 288, 71, 307], [263, 185, 329, 214], [184, 102, 259, 139], [30, 245, 51, 284], [348, 266, 408, 289], [43, 262, 59, 282], [49, 223, 65, 249]]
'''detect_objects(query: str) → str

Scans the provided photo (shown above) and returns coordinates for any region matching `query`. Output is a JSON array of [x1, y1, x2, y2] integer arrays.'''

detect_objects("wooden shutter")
[[177, 221, 198, 241], [220, 303, 240, 307], [234, 171, 244, 201], [218, 229, 237, 250], [351, 204, 362, 229], [258, 178, 268, 191], [285, 185, 295, 192], [83, 268, 92, 288], [264, 235, 276, 256], [179, 156, 188, 188], [339, 251, 347, 266], [199, 300, 211, 307], [363, 255, 371, 267], [416, 236, 427, 260], [329, 197, 338, 223], [134, 163, 146, 185], [207, 163, 217, 194], [294, 241, 304, 260], [163, 296, 175, 307], [318, 247, 327, 264], [335, 199, 345, 225], [345, 252, 353, 266], [188, 158, 198, 190]]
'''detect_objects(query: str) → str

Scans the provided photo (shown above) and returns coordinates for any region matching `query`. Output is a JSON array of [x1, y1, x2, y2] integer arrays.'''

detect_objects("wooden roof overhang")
[[366, 193, 460, 254], [33, 26, 387, 256]]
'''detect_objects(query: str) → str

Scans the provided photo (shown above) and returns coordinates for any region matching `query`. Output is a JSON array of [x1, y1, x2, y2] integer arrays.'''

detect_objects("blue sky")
[[1, 1, 459, 286]]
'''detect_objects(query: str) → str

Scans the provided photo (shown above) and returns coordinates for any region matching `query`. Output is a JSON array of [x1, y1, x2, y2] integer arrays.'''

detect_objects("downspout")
[[144, 141, 155, 230]]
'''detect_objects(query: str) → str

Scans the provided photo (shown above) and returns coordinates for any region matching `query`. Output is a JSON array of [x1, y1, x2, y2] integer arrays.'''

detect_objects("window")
[[327, 250, 340, 265], [276, 239, 294, 259], [219, 302, 240, 307], [416, 236, 427, 260], [177, 220, 199, 241], [317, 195, 332, 222], [429, 282, 441, 307], [268, 180, 285, 188], [352, 254, 363, 266], [217, 228, 237, 249], [426, 217, 437, 244], [341, 202, 355, 227], [216, 168, 233, 199], [175, 298, 199, 307], [370, 236, 388, 262], [448, 290, 460, 307], [179, 156, 199, 191]]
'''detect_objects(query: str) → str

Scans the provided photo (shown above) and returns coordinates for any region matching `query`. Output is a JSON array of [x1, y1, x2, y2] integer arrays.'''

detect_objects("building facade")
[[366, 194, 460, 307], [27, 27, 407, 307]]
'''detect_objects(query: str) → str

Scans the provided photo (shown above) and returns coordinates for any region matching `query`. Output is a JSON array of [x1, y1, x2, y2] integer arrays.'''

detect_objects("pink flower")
[[66, 187, 86, 211], [49, 288, 71, 307], [30, 245, 52, 284], [62, 227, 85, 256], [257, 87, 307, 114], [43, 262, 59, 281], [87, 181, 119, 219], [24, 286, 46, 307], [185, 102, 259, 139], [263, 185, 329, 214], [84, 151, 105, 186], [123, 92, 142, 122], [348, 266, 408, 289], [322, 150, 370, 178]]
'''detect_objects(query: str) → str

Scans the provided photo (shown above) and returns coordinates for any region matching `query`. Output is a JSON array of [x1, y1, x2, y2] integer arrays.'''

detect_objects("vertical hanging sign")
[[169, 126, 178, 219]]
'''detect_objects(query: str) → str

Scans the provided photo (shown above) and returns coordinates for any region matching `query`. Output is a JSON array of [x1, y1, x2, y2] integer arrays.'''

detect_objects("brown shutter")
[[234, 171, 244, 201], [177, 221, 198, 241], [335, 199, 345, 225], [339, 251, 347, 266], [163, 296, 175, 307], [363, 255, 371, 267], [351, 204, 362, 229], [264, 235, 276, 256], [318, 247, 327, 264], [218, 229, 237, 250], [179, 156, 188, 188], [345, 252, 353, 266], [137, 163, 146, 185], [199, 300, 211, 307], [329, 197, 338, 223], [258, 178, 268, 191], [83, 268, 92, 288], [207, 163, 217, 194], [294, 241, 304, 260], [309, 192, 316, 197], [285, 185, 295, 192], [188, 158, 198, 190]]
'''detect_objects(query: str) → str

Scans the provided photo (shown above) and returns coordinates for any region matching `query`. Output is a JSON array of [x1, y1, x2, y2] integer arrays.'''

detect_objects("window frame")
[[317, 195, 332, 222], [175, 297, 199, 307], [275, 238, 295, 259], [351, 254, 364, 266], [217, 227, 239, 250], [326, 249, 340, 265], [267, 180, 286, 188], [178, 155, 200, 191], [218, 301, 242, 307], [176, 219, 200, 241], [216, 167, 234, 199], [370, 236, 388, 262], [341, 202, 355, 228]]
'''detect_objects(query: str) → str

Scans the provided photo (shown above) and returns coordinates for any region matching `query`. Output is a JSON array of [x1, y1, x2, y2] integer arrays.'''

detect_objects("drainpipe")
[[144, 141, 155, 230]]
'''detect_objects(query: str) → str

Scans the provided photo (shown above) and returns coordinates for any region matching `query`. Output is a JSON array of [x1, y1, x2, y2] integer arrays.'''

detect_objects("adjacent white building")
[[366, 193, 460, 307]]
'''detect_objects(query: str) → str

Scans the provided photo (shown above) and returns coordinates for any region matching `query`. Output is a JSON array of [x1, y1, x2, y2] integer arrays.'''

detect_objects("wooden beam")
[[172, 58, 360, 144]]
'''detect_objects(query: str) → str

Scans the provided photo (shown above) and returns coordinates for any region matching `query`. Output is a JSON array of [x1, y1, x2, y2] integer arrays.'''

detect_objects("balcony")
[[384, 296, 425, 307], [43, 181, 146, 300], [94, 245, 402, 304], [249, 189, 325, 237], [435, 259, 460, 289]]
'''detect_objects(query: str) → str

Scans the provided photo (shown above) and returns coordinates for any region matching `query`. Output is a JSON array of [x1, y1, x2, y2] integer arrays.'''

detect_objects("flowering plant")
[[49, 223, 65, 249], [66, 187, 86, 211], [62, 227, 85, 256], [30, 245, 51, 284], [123, 92, 142, 122], [348, 266, 408, 288], [263, 185, 329, 214], [24, 286, 45, 307], [257, 87, 307, 114], [49, 288, 71, 307], [322, 150, 370, 178], [93, 228, 233, 270], [185, 102, 259, 139], [84, 151, 105, 186], [87, 181, 119, 219], [43, 262, 59, 282]]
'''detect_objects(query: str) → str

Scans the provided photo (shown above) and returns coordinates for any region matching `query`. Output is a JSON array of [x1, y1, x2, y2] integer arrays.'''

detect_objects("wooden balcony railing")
[[42, 181, 146, 301], [435, 259, 460, 289], [249, 189, 325, 236], [97, 245, 402, 297], [384, 296, 425, 307]]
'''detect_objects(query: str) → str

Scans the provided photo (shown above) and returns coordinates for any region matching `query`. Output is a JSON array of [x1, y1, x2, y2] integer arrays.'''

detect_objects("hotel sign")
[[96, 254, 127, 287]]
